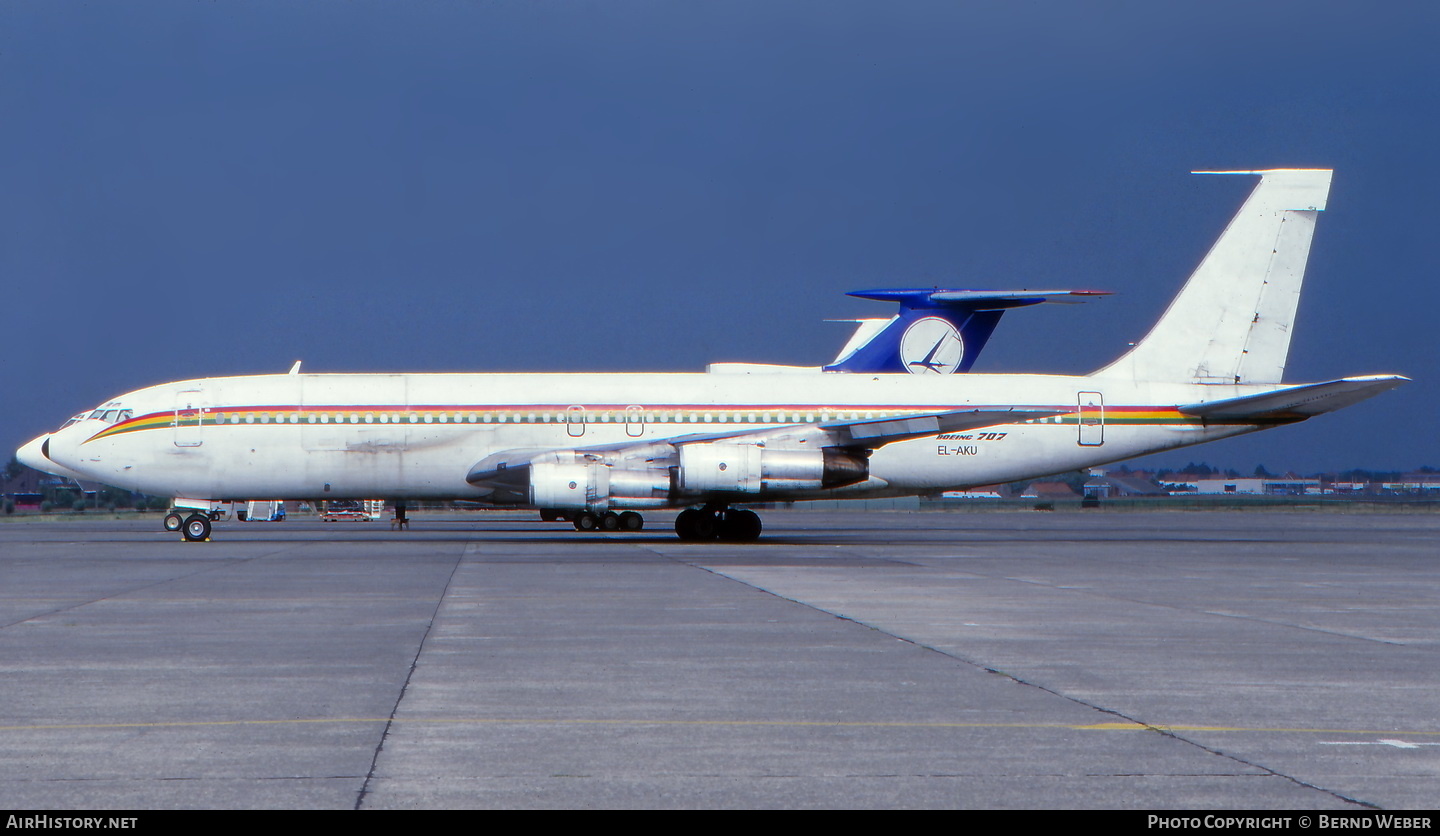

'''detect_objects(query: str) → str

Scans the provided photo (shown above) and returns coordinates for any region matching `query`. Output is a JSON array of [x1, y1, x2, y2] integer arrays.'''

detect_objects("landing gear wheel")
[[600, 511, 622, 531], [182, 513, 212, 542], [719, 509, 763, 542], [675, 508, 717, 542], [619, 511, 644, 531], [573, 511, 600, 532], [163, 512, 184, 532]]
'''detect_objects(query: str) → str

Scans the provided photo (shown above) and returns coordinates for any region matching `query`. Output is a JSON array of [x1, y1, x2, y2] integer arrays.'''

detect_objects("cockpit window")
[[60, 413, 87, 429], [80, 407, 132, 425]]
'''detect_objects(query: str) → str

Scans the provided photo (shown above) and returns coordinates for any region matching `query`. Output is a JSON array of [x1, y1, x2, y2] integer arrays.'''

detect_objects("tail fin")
[[1094, 169, 1333, 384], [825, 288, 1107, 374]]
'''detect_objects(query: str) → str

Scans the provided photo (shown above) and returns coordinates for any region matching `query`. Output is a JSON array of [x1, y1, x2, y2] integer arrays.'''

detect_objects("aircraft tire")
[[163, 512, 184, 532], [619, 511, 644, 531], [182, 513, 212, 542], [676, 508, 718, 541], [719, 509, 762, 542], [674, 509, 700, 540]]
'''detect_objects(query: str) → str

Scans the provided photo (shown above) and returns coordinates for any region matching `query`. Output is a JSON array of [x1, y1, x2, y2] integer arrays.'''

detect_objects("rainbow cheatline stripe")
[[83, 402, 1301, 444]]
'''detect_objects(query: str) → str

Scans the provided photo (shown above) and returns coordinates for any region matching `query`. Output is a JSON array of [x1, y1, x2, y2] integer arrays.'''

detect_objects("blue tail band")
[[823, 288, 1106, 375]]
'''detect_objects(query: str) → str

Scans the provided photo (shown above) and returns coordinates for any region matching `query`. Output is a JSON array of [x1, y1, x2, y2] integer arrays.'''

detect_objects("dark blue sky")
[[3, 1, 1436, 474]]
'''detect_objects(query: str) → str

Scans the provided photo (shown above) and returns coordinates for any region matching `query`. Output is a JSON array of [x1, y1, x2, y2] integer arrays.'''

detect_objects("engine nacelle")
[[678, 444, 868, 493], [529, 462, 610, 510], [528, 461, 672, 510]]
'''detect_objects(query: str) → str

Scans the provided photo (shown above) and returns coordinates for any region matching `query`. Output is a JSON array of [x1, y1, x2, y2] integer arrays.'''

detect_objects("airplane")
[[18, 169, 1407, 543]]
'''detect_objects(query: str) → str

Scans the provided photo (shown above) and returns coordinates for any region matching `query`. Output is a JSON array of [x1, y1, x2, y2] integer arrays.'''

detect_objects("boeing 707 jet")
[[19, 169, 1406, 542]]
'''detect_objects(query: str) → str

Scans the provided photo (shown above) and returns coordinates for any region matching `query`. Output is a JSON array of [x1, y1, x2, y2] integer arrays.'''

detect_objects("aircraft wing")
[[466, 406, 1061, 489], [1177, 375, 1409, 420], [590, 406, 1062, 453], [817, 407, 1061, 445]]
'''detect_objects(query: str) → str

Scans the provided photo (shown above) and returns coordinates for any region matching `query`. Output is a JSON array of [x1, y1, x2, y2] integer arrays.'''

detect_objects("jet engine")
[[527, 461, 671, 510], [678, 443, 868, 493]]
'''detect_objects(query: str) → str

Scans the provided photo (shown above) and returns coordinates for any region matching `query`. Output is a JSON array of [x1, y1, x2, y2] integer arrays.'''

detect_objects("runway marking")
[[2, 717, 1438, 737], [1319, 739, 1440, 749]]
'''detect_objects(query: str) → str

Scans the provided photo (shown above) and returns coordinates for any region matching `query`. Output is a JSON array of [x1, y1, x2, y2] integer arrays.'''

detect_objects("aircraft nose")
[[17, 435, 52, 472], [17, 433, 88, 481]]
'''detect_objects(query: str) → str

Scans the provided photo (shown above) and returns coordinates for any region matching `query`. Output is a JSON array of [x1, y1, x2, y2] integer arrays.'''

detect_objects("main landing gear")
[[546, 506, 763, 542], [675, 505, 762, 542], [570, 510, 645, 532]]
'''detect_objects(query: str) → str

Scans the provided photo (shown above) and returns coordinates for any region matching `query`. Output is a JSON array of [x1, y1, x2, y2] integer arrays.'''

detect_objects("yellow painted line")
[[1, 717, 1439, 736]]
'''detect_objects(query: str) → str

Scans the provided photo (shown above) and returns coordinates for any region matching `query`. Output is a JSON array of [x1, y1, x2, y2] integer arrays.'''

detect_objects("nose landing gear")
[[180, 513, 212, 542]]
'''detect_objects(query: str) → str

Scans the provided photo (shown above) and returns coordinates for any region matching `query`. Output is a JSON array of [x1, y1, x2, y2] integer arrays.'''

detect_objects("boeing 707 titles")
[[19, 169, 1407, 541]]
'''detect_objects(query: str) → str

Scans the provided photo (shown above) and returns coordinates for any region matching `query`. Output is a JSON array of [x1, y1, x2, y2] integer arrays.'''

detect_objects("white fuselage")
[[38, 370, 1283, 504]]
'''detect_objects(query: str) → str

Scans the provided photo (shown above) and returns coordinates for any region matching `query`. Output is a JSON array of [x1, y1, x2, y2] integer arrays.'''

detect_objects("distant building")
[[1021, 481, 1080, 500], [1183, 477, 1321, 495], [1082, 474, 1166, 498], [941, 489, 1006, 500], [940, 483, 1011, 500], [1383, 473, 1440, 493]]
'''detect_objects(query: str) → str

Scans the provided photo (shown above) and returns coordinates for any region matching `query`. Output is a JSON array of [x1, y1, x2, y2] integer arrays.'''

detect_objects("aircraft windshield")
[[81, 407, 133, 425]]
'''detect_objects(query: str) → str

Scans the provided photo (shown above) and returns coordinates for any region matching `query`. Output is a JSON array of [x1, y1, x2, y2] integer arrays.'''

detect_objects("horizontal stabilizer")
[[1178, 375, 1408, 419], [924, 289, 1110, 308], [846, 288, 1110, 310]]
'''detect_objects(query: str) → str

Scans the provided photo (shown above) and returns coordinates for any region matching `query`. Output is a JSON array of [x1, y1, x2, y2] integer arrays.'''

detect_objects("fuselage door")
[[566, 405, 586, 438], [625, 405, 645, 437], [174, 389, 207, 447], [1077, 391, 1104, 446]]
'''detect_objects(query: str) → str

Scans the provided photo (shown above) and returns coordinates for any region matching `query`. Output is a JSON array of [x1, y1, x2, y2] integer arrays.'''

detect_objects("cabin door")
[[1077, 391, 1104, 446], [173, 389, 207, 448], [625, 405, 646, 437], [566, 405, 586, 438]]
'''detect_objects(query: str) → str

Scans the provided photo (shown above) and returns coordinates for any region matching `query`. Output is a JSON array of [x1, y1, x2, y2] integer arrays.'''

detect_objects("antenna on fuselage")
[[288, 360, 302, 375]]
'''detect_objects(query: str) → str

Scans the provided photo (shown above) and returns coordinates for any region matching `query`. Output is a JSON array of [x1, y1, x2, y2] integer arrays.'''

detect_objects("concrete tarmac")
[[0, 509, 1436, 809]]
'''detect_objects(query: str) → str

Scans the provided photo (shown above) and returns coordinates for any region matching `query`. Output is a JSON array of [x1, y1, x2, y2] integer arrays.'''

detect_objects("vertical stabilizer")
[[1094, 169, 1332, 384]]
